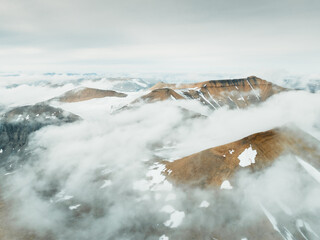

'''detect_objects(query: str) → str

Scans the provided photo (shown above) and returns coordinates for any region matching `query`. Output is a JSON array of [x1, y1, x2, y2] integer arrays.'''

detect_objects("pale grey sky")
[[0, 0, 319, 74]]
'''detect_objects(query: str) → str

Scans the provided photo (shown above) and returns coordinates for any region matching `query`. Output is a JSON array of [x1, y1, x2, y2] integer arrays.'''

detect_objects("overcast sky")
[[0, 0, 319, 74]]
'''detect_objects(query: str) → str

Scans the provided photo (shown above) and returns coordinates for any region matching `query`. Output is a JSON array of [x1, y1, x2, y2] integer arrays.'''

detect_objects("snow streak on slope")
[[297, 158, 320, 184]]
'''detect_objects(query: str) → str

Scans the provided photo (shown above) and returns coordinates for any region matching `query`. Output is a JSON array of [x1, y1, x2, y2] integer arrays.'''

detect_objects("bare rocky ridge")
[[164, 126, 320, 188], [162, 126, 320, 239], [50, 87, 127, 103], [133, 76, 287, 109]]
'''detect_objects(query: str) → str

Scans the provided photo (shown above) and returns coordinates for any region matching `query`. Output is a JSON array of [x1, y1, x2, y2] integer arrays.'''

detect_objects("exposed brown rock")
[[52, 87, 127, 103], [164, 126, 320, 188], [133, 88, 184, 103], [139, 76, 287, 109]]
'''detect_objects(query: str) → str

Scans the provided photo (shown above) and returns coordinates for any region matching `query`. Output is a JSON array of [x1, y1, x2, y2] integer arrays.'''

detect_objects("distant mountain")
[[129, 76, 287, 109], [50, 87, 127, 103], [280, 78, 320, 93], [164, 126, 320, 188], [111, 78, 153, 92]]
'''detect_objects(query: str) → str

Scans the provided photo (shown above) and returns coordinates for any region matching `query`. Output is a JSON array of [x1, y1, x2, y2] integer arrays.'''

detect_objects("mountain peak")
[[134, 77, 287, 110], [164, 126, 320, 188], [50, 87, 127, 103]]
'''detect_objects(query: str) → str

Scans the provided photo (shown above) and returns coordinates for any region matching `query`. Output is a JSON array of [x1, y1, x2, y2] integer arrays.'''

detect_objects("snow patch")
[[133, 163, 172, 192], [199, 200, 210, 208], [161, 205, 185, 228], [238, 145, 257, 167], [164, 211, 185, 228], [147, 163, 166, 184], [229, 149, 234, 154], [69, 204, 81, 210], [170, 95, 176, 100], [55, 190, 74, 202], [198, 90, 216, 109], [228, 96, 234, 103], [220, 180, 233, 190], [159, 234, 169, 240], [100, 180, 112, 189]]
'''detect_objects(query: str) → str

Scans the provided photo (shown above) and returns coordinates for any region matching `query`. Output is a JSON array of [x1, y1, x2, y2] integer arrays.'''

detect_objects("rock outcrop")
[[0, 104, 80, 164]]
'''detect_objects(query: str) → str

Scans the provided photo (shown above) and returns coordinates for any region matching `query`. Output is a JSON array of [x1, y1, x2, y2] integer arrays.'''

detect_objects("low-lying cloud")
[[0, 76, 320, 239]]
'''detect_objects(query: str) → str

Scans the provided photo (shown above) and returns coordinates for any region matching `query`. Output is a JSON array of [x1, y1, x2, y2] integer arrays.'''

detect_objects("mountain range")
[[0, 76, 319, 240]]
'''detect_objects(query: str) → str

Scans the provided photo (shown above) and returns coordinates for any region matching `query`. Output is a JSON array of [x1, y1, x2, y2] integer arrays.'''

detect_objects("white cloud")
[[0, 0, 319, 73], [1, 76, 320, 239]]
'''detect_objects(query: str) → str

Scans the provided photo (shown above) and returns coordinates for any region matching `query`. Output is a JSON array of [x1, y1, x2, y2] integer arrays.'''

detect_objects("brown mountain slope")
[[164, 126, 320, 188], [134, 76, 287, 109], [134, 88, 184, 103], [51, 87, 127, 103]]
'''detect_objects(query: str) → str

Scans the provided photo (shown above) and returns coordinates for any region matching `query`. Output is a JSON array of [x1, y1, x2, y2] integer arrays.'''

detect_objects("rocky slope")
[[0, 104, 80, 166], [164, 126, 320, 188], [134, 88, 184, 103], [161, 126, 320, 240], [50, 87, 127, 103], [132, 76, 287, 109]]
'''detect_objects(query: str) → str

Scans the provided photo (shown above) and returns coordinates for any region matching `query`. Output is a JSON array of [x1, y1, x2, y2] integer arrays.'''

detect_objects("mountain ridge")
[[49, 87, 127, 103], [129, 76, 287, 110], [164, 126, 320, 188]]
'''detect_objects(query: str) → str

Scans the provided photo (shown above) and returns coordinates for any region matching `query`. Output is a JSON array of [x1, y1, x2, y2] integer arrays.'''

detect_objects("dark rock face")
[[0, 104, 80, 166]]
